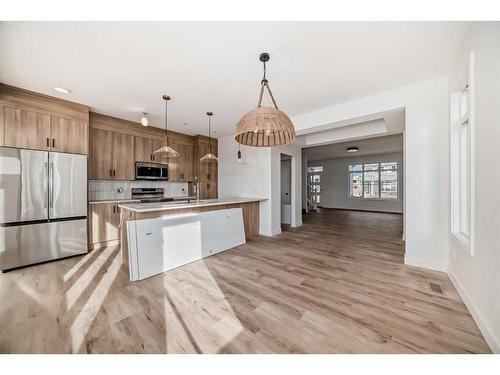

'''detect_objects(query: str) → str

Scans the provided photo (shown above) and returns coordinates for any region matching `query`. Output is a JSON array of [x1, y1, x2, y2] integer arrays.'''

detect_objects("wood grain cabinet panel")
[[89, 128, 114, 180], [3, 107, 51, 150], [50, 116, 88, 154], [112, 132, 135, 181], [90, 203, 120, 245]]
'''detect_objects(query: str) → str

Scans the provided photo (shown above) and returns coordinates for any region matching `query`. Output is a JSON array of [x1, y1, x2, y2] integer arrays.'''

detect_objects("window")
[[451, 51, 475, 255], [349, 162, 398, 200]]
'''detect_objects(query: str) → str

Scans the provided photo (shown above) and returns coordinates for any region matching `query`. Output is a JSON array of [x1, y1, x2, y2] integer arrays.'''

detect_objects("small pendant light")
[[235, 52, 295, 147], [200, 112, 218, 162], [237, 143, 242, 163], [153, 95, 179, 157]]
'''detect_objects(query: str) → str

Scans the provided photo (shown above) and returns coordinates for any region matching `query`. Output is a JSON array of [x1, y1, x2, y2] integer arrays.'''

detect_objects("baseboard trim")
[[404, 255, 447, 272], [448, 270, 499, 353]]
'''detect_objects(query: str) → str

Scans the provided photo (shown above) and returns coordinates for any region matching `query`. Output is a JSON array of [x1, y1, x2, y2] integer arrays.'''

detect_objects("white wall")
[[447, 23, 500, 353], [294, 75, 450, 272], [218, 137, 273, 236], [309, 152, 403, 213], [218, 136, 303, 236]]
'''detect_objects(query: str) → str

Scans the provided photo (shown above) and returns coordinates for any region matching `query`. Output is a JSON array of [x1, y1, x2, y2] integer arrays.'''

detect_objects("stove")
[[131, 188, 174, 203]]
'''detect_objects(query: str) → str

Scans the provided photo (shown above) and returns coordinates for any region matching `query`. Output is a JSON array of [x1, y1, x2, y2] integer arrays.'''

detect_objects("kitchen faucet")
[[194, 176, 200, 204]]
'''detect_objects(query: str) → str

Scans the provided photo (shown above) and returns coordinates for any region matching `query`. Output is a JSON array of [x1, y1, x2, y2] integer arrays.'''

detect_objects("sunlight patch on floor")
[[65, 246, 115, 310], [69, 248, 121, 353], [162, 260, 244, 353]]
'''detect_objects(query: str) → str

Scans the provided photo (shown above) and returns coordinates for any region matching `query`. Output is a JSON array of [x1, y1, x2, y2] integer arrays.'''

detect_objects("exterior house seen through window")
[[349, 162, 398, 200]]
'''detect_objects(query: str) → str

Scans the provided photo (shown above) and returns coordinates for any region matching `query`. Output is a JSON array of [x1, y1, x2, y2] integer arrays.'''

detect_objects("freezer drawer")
[[0, 219, 88, 271], [0, 147, 49, 224]]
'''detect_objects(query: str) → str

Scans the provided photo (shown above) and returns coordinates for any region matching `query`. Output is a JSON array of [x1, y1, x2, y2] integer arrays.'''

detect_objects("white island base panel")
[[126, 208, 246, 281]]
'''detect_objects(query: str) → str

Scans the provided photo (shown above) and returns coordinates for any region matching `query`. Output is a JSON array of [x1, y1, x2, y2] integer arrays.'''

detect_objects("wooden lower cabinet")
[[89, 203, 120, 248], [199, 181, 218, 199]]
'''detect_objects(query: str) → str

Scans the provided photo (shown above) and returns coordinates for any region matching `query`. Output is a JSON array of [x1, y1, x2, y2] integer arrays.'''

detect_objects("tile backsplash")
[[89, 180, 189, 201]]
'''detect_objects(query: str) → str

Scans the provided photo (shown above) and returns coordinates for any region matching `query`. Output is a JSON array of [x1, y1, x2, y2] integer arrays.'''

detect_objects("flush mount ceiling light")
[[140, 112, 149, 127], [235, 52, 295, 147], [200, 112, 218, 162], [53, 87, 71, 94], [347, 146, 360, 153], [153, 95, 179, 157]]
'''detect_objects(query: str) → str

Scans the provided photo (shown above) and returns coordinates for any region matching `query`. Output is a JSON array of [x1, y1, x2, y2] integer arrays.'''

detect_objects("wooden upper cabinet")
[[112, 132, 135, 181], [3, 107, 51, 150], [89, 128, 113, 180], [135, 136, 153, 163], [50, 116, 88, 154], [1, 84, 90, 153]]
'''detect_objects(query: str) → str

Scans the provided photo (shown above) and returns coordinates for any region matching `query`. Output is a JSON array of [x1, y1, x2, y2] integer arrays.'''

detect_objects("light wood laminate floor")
[[0, 209, 490, 353]]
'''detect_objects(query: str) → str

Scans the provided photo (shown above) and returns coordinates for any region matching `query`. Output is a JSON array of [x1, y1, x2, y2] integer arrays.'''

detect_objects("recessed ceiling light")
[[347, 146, 359, 153], [183, 122, 188, 126], [53, 87, 71, 94]]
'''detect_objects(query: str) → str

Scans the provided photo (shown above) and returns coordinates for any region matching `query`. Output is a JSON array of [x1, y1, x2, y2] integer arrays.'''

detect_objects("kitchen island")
[[119, 198, 264, 281]]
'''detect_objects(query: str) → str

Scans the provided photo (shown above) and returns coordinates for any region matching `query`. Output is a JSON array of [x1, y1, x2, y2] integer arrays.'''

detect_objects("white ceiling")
[[304, 133, 403, 161], [0, 22, 468, 137]]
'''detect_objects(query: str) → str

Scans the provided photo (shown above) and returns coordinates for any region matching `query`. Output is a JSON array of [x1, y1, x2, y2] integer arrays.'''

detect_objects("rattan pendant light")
[[153, 95, 179, 157], [200, 112, 218, 162], [235, 52, 295, 147]]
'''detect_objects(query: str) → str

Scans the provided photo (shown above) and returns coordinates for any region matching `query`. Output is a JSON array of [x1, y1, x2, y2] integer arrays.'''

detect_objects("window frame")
[[450, 51, 475, 256], [348, 161, 399, 201]]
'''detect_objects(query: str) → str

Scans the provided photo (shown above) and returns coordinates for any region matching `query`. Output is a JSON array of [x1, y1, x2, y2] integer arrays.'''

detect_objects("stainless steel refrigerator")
[[0, 146, 88, 271]]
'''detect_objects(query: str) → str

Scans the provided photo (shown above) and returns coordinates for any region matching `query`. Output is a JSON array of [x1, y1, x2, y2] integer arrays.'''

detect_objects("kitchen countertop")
[[118, 197, 266, 213], [88, 196, 198, 205], [89, 199, 141, 205]]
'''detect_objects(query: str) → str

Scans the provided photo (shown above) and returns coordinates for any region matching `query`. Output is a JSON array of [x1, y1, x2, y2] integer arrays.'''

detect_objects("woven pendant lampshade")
[[235, 53, 295, 147]]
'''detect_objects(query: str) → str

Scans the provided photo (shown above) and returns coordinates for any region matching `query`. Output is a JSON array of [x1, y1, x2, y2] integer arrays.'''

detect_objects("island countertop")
[[118, 197, 266, 213]]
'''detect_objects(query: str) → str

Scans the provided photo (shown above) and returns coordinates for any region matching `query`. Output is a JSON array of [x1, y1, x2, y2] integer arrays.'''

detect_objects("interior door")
[[49, 152, 87, 219], [0, 147, 48, 223], [281, 160, 291, 205]]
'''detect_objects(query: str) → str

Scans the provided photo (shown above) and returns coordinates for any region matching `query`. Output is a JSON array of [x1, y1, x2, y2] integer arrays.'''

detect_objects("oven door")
[[135, 162, 168, 180]]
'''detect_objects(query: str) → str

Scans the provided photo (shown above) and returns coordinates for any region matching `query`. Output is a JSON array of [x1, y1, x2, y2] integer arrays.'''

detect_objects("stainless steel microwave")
[[135, 162, 168, 180]]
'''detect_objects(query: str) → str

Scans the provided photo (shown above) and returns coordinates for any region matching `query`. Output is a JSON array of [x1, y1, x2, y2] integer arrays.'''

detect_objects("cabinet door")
[[50, 116, 88, 154], [198, 143, 210, 181], [151, 139, 162, 162], [89, 128, 113, 180], [135, 136, 154, 162], [199, 181, 217, 199], [90, 203, 120, 244], [162, 142, 180, 181], [112, 132, 135, 181], [4, 107, 51, 150], [183, 143, 194, 181]]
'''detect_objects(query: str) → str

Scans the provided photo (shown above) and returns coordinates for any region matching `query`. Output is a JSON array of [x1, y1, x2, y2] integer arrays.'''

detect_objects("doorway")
[[281, 154, 292, 225]]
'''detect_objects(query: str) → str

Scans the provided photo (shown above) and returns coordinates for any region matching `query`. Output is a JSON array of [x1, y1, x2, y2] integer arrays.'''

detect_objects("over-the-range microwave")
[[135, 162, 168, 180]]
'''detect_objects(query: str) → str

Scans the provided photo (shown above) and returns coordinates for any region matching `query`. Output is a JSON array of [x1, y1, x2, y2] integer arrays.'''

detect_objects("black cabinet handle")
[[52, 138, 55, 148], [46, 138, 49, 147], [113, 169, 116, 177], [112, 205, 115, 213], [109, 169, 113, 177]]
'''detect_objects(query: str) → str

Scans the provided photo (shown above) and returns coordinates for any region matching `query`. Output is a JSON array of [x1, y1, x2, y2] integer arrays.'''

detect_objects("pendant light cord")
[[257, 60, 278, 109]]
